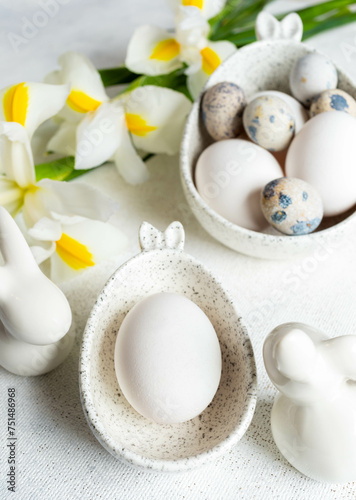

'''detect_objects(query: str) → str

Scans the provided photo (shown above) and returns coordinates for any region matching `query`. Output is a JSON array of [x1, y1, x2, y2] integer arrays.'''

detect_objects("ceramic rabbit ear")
[[264, 325, 316, 385], [139, 221, 185, 252], [164, 222, 185, 251], [256, 12, 303, 42], [0, 207, 36, 269], [274, 328, 316, 382], [139, 222, 164, 251]]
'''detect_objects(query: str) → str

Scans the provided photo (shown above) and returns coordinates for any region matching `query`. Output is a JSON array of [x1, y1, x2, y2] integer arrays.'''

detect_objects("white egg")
[[114, 292, 222, 424], [195, 139, 283, 231], [289, 53, 338, 106], [286, 111, 356, 216], [251, 90, 308, 133]]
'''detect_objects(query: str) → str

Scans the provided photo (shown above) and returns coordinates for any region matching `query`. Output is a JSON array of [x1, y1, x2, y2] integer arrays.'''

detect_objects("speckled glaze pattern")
[[202, 82, 246, 141], [79, 222, 257, 472], [180, 40, 356, 259], [310, 89, 356, 118], [261, 177, 323, 235]]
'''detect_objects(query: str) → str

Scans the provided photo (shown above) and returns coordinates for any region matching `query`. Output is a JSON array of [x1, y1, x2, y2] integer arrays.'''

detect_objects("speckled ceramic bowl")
[[80, 222, 257, 472], [180, 40, 356, 259]]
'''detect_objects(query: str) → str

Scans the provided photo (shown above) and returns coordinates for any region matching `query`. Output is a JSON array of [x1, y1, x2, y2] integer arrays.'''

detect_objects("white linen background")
[[0, 0, 355, 499]]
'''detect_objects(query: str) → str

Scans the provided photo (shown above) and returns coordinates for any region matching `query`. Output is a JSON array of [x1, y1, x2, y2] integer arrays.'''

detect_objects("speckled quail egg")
[[250, 90, 309, 133], [310, 89, 356, 118], [261, 177, 323, 235], [202, 82, 246, 141], [290, 53, 338, 106], [243, 95, 295, 152]]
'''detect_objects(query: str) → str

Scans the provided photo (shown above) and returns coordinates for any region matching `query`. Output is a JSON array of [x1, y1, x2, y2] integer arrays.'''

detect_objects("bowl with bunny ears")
[[80, 221, 257, 472], [180, 13, 356, 259], [264, 322, 356, 483]]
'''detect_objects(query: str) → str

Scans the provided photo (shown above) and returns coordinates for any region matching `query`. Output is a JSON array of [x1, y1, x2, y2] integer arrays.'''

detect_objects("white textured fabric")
[[0, 1, 356, 499]]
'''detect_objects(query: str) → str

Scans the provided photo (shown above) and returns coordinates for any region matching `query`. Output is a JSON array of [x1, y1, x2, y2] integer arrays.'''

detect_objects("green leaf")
[[35, 153, 156, 183], [98, 66, 139, 87], [35, 156, 95, 182], [121, 67, 193, 100], [35, 156, 75, 181]]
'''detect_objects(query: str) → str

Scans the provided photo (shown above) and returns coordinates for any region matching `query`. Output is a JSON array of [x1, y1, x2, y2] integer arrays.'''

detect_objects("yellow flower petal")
[[56, 233, 95, 270], [125, 113, 157, 137], [183, 0, 203, 8], [67, 89, 102, 113], [150, 38, 180, 62], [3, 82, 29, 126], [201, 47, 221, 75]]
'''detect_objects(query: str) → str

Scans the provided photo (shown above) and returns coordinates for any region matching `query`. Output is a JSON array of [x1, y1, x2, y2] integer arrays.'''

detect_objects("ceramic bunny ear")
[[164, 222, 185, 251], [256, 12, 303, 42], [274, 328, 316, 382], [264, 324, 317, 386], [139, 221, 185, 252], [0, 207, 37, 271]]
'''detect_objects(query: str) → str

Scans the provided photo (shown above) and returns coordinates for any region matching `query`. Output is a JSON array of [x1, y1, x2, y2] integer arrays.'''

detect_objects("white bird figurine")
[[264, 322, 356, 483], [0, 207, 74, 376]]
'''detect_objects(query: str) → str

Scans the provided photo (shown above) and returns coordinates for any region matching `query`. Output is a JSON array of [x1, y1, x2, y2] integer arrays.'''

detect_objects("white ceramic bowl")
[[180, 40, 356, 259], [79, 222, 257, 472]]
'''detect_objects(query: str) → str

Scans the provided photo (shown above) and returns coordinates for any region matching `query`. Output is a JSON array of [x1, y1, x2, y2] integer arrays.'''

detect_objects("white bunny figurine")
[[0, 207, 73, 376], [263, 322, 356, 483]]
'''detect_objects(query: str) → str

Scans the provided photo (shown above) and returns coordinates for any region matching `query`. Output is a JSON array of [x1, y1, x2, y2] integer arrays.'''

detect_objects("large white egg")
[[195, 139, 283, 231], [114, 292, 222, 424], [251, 90, 308, 133], [286, 111, 356, 216]]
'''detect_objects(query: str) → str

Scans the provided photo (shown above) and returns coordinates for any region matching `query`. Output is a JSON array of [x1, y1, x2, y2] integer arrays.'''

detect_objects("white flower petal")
[[47, 121, 77, 156], [0, 82, 70, 138], [35, 179, 119, 222], [50, 219, 127, 283], [50, 212, 86, 226], [125, 86, 191, 155], [31, 242, 56, 265], [0, 122, 35, 187], [187, 40, 236, 98], [44, 52, 109, 123], [167, 0, 226, 19], [75, 102, 124, 170], [22, 187, 49, 227], [0, 176, 23, 215], [126, 25, 182, 76], [175, 6, 209, 51], [28, 217, 62, 241], [114, 126, 149, 185]]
